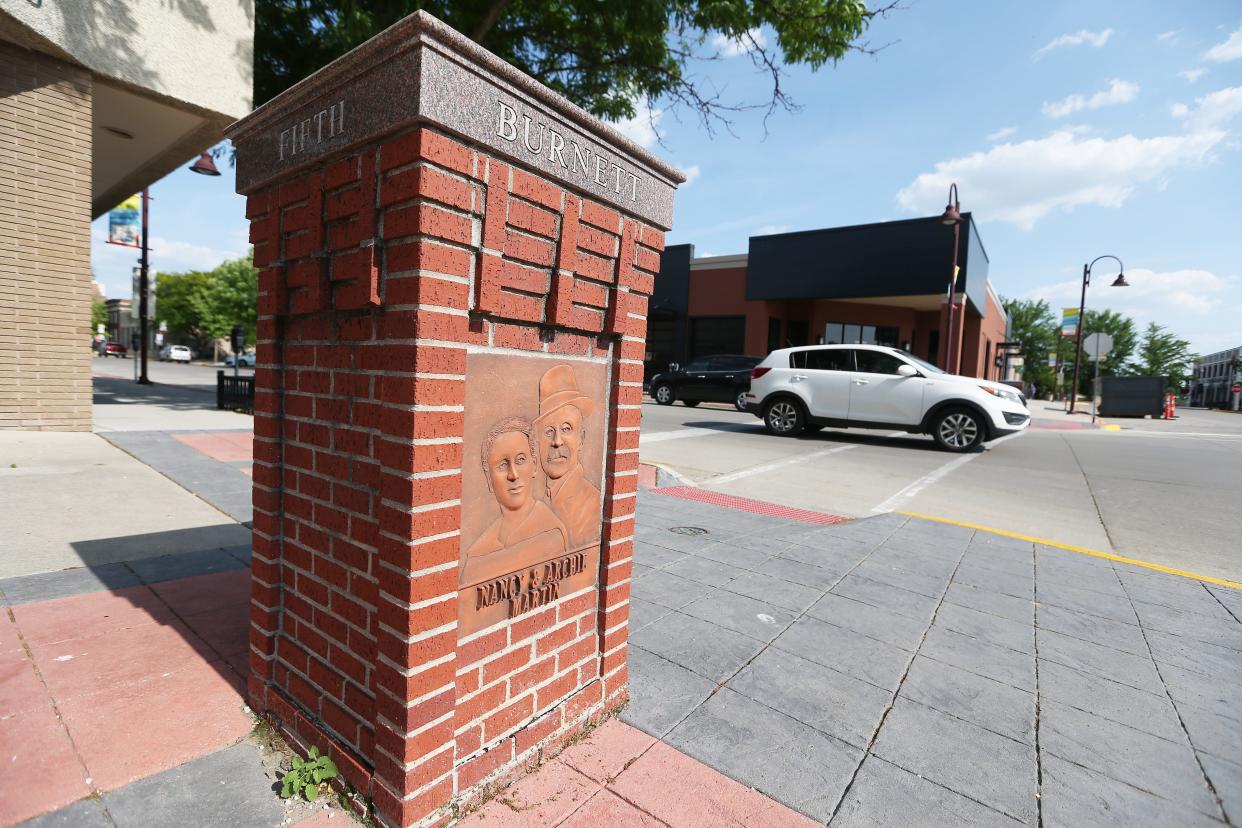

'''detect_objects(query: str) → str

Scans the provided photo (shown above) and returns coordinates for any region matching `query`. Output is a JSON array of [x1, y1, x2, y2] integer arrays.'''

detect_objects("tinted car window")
[[684, 360, 709, 372], [790, 349, 852, 371], [853, 350, 906, 375]]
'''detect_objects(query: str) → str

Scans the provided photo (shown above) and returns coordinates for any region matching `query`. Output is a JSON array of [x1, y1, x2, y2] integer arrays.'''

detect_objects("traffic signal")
[[231, 325, 245, 354]]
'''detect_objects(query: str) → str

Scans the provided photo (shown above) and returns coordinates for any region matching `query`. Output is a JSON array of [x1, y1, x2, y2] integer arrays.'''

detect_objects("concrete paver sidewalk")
[[620, 488, 1242, 826]]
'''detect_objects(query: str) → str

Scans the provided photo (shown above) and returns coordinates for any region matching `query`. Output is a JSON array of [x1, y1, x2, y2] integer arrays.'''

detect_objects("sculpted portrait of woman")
[[460, 416, 568, 586]]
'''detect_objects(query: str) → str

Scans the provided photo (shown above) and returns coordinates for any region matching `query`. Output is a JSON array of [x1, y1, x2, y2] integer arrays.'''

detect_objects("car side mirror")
[[897, 364, 920, 378]]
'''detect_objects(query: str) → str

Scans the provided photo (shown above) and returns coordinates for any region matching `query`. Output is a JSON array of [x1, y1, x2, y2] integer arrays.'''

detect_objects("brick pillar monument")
[[226, 12, 681, 827]]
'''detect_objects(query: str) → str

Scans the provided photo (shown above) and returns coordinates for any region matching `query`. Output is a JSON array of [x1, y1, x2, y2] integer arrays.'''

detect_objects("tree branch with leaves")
[[254, 0, 900, 140]]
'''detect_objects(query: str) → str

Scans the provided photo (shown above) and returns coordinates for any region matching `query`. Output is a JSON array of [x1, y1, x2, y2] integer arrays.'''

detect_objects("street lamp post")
[[939, 184, 963, 374], [137, 188, 152, 384], [1069, 255, 1128, 413], [133, 151, 221, 386]]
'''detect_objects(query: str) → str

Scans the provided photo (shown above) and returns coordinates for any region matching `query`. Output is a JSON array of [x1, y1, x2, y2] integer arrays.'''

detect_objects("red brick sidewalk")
[[460, 718, 818, 827], [3, 563, 817, 827], [1, 572, 252, 825]]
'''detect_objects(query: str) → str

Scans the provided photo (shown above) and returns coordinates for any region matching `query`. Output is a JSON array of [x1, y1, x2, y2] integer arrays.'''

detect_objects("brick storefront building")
[[648, 215, 1010, 381]]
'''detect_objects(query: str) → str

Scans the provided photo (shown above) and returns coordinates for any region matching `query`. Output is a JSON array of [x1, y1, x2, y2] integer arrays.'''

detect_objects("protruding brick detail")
[[243, 125, 663, 828]]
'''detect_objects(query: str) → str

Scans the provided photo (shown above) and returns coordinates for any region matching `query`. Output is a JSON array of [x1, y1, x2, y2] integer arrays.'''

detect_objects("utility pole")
[[137, 187, 152, 385]]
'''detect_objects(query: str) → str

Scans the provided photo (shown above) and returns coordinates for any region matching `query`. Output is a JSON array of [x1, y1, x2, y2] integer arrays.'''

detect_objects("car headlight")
[[978, 385, 1023, 405]]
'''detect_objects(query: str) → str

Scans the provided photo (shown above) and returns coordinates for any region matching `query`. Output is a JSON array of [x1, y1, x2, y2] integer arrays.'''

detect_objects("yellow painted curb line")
[[898, 511, 1242, 591], [1102, 424, 1121, 431]]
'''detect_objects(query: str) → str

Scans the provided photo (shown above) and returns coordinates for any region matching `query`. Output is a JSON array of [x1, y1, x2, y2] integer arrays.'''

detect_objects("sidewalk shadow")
[[1, 526, 255, 697], [93, 375, 223, 412]]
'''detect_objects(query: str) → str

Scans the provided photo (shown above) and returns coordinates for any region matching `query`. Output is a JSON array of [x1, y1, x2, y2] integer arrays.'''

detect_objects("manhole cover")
[[668, 526, 709, 536]]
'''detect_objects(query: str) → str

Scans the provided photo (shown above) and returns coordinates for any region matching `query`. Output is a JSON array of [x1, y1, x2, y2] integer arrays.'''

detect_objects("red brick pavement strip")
[[651, 486, 850, 526], [460, 718, 819, 827], [0, 571, 253, 825], [172, 431, 254, 463]]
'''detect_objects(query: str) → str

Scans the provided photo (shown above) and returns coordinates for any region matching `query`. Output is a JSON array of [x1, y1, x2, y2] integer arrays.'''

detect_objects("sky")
[[91, 0, 1242, 356]]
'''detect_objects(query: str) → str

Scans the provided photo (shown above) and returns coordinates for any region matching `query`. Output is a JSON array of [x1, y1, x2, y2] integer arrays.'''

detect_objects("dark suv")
[[649, 355, 763, 411]]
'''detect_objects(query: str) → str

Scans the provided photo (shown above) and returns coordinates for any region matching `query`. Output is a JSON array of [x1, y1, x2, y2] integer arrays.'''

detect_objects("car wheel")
[[653, 383, 674, 405], [932, 407, 985, 452], [763, 398, 805, 437], [734, 390, 748, 411], [682, 400, 700, 407]]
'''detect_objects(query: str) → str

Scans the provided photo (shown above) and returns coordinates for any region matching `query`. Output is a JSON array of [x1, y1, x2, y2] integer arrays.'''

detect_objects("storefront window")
[[822, 322, 900, 347]]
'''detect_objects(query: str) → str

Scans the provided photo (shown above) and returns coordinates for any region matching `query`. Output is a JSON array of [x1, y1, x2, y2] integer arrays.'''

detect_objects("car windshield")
[[895, 351, 946, 374]]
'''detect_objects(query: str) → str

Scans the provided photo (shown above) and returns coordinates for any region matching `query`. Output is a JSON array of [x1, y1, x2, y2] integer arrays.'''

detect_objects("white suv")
[[744, 345, 1029, 452], [159, 345, 192, 363]]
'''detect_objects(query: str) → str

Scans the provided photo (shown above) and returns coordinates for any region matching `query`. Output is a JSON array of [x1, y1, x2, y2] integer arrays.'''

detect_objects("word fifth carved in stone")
[[279, 100, 346, 161]]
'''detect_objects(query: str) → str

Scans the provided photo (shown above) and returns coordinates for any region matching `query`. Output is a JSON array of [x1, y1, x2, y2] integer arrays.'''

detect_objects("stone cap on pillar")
[[226, 11, 684, 228]]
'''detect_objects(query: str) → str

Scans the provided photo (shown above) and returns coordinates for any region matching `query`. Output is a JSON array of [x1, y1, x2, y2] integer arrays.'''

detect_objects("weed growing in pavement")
[[280, 746, 338, 802]]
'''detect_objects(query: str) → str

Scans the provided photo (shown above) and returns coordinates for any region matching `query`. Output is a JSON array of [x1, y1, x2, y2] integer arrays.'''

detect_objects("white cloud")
[[90, 222, 248, 298], [1025, 268, 1236, 323], [1174, 84, 1242, 130], [711, 28, 768, 58], [1179, 68, 1207, 83], [986, 127, 1016, 142], [754, 224, 791, 236], [1042, 79, 1139, 118], [609, 101, 662, 149], [1157, 30, 1178, 43], [1033, 28, 1113, 61], [1204, 24, 1242, 62], [896, 129, 1225, 230], [679, 164, 702, 187]]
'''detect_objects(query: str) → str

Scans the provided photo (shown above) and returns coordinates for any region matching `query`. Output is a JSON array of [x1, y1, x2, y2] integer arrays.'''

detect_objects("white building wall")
[[0, 0, 252, 118]]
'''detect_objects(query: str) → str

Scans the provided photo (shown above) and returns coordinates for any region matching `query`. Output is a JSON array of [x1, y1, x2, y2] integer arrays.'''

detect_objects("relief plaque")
[[458, 354, 607, 634]]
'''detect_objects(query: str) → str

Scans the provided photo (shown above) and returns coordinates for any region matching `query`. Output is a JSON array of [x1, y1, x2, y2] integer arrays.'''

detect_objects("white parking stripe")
[[869, 430, 1026, 514], [702, 431, 907, 486], [640, 422, 758, 444]]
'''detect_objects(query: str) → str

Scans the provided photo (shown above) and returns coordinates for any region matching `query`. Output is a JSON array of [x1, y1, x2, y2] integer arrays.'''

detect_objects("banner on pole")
[[1061, 307, 1079, 338], [1047, 351, 1058, 367], [107, 195, 141, 247]]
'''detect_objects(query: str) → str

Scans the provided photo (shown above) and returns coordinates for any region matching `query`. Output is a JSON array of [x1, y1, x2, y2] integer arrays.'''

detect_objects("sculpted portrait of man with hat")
[[461, 416, 569, 586], [534, 364, 602, 549]]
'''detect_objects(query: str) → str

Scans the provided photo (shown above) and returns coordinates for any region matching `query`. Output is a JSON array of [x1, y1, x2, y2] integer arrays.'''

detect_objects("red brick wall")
[[243, 125, 662, 827]]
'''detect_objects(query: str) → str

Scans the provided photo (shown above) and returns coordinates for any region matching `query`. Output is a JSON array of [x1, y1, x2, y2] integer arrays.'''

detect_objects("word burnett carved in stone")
[[495, 100, 641, 201], [279, 100, 346, 161]]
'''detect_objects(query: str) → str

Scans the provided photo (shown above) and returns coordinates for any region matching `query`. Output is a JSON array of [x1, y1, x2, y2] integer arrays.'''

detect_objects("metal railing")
[[217, 370, 255, 414]]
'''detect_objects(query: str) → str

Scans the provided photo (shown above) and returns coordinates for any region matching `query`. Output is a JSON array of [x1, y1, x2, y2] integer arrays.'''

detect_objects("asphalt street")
[[639, 399, 1242, 583]]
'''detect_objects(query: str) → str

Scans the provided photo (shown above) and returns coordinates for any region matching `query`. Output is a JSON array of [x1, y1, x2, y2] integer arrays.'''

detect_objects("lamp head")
[[189, 152, 221, 176], [1111, 273, 1129, 287], [940, 202, 962, 226]]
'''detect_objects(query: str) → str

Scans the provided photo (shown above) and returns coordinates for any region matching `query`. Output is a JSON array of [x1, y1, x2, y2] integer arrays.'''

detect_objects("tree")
[[191, 255, 259, 344], [254, 0, 897, 135], [155, 270, 214, 352], [91, 297, 108, 334], [1001, 298, 1056, 395], [1066, 308, 1137, 398], [1135, 323, 1195, 388]]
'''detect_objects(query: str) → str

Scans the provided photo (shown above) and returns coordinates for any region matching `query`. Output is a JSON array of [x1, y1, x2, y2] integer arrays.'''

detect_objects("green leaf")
[[292, 756, 303, 769], [312, 768, 324, 784], [305, 783, 319, 802], [309, 746, 320, 759], [280, 778, 294, 798], [320, 758, 338, 778]]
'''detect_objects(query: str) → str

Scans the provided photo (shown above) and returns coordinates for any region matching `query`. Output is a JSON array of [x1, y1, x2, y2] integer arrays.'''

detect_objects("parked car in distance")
[[650, 355, 764, 411], [100, 341, 128, 358], [159, 345, 192, 363], [224, 351, 256, 368], [744, 344, 1029, 452]]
